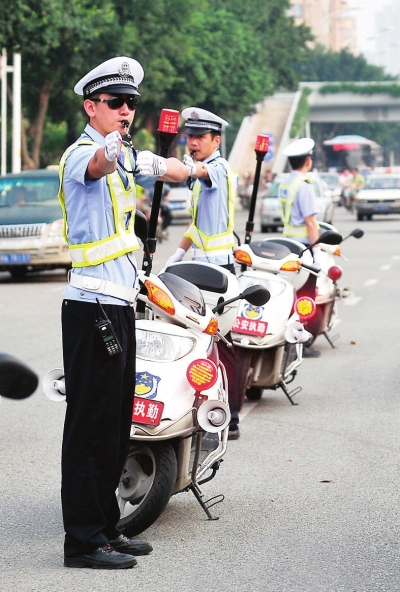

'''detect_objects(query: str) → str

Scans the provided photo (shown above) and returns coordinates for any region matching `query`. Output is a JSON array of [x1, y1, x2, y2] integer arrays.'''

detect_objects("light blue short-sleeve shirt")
[[62, 124, 157, 305], [286, 170, 319, 245], [192, 149, 232, 266]]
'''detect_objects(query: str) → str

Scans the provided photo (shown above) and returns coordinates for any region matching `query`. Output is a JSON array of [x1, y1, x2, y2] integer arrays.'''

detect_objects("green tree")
[[0, 0, 119, 168], [295, 45, 392, 82], [0, 0, 313, 166]]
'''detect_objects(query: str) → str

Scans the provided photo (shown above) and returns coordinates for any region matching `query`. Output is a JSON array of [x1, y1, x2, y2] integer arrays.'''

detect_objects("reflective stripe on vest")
[[184, 158, 237, 254], [58, 140, 140, 267], [279, 176, 311, 238]]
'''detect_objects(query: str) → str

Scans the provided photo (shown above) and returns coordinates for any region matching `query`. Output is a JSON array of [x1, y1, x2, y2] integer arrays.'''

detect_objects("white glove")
[[136, 151, 168, 176], [165, 248, 186, 267], [312, 246, 323, 271], [183, 154, 196, 176], [104, 131, 122, 162]]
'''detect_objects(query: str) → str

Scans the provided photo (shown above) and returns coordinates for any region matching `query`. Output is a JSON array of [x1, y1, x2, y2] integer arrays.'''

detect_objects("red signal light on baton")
[[255, 134, 270, 153], [158, 109, 179, 134]]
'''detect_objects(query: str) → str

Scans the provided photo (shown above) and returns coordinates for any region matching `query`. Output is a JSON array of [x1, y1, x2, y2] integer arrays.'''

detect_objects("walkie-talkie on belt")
[[95, 299, 122, 356]]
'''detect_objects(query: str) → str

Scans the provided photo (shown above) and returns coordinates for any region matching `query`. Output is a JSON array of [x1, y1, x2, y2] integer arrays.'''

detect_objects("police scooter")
[[288, 223, 364, 347], [229, 135, 314, 407]]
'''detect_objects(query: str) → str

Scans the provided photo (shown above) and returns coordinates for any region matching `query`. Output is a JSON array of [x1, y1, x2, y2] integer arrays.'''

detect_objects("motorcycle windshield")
[[239, 274, 286, 298], [159, 272, 206, 316]]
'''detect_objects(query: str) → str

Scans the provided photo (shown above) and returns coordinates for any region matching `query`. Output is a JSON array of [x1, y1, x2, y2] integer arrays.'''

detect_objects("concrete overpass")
[[228, 81, 400, 177]]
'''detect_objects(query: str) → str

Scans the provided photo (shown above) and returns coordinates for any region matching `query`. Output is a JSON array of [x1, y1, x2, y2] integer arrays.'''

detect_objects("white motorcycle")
[[287, 223, 364, 348], [231, 238, 317, 406], [44, 212, 269, 536]]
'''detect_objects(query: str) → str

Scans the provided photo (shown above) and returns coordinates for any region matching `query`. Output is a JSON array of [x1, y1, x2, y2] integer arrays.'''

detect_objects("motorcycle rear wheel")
[[246, 386, 263, 401], [117, 441, 177, 536], [236, 349, 255, 411]]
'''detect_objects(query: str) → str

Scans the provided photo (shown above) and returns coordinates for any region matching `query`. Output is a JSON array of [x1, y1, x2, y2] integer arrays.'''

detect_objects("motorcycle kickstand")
[[189, 481, 224, 521], [322, 331, 339, 348], [279, 379, 301, 405]]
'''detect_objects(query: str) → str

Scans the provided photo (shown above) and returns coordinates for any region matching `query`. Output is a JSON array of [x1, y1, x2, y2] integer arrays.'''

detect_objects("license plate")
[[375, 204, 389, 212], [169, 202, 184, 210], [232, 317, 268, 337], [132, 396, 164, 426], [0, 253, 31, 264]]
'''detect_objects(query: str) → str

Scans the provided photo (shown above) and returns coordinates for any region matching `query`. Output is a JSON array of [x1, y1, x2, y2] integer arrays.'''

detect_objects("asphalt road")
[[1, 204, 399, 592]]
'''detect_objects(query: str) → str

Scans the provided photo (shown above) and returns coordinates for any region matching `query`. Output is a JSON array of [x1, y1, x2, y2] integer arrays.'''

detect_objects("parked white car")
[[355, 174, 400, 221], [260, 172, 334, 233]]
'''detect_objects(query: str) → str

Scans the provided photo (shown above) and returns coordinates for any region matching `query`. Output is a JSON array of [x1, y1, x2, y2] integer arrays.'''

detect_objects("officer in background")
[[278, 137, 322, 358], [166, 107, 241, 440], [59, 56, 194, 569]]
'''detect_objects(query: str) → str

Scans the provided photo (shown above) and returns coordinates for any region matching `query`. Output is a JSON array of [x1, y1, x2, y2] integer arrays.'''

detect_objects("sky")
[[348, 0, 400, 74]]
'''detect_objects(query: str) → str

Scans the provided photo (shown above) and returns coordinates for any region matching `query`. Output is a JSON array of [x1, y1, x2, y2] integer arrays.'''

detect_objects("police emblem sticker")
[[241, 303, 264, 321], [119, 61, 131, 77], [135, 371, 161, 400]]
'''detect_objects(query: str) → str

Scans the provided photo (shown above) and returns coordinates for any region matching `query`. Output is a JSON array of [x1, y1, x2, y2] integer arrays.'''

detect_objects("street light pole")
[[1, 49, 22, 176]]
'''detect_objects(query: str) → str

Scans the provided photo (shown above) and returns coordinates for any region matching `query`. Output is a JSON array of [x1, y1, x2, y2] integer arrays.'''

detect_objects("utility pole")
[[1, 49, 22, 175]]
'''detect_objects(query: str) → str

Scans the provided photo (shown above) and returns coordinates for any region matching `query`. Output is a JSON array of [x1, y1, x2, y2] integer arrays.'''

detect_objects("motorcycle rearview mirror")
[[212, 285, 270, 314], [303, 230, 343, 252], [350, 228, 364, 239], [0, 353, 38, 400], [241, 285, 270, 306], [134, 210, 149, 243]]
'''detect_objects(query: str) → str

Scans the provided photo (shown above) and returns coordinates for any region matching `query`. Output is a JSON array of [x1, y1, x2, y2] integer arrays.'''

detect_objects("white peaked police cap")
[[181, 107, 229, 135], [283, 138, 315, 158], [74, 56, 144, 97]]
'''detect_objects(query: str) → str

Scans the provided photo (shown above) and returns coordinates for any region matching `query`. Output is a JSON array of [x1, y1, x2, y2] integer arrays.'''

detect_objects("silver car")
[[260, 172, 334, 233], [0, 169, 71, 278], [355, 174, 400, 221]]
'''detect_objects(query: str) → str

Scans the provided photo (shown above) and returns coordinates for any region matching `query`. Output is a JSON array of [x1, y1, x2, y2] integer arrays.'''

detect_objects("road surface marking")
[[364, 279, 378, 287], [392, 255, 400, 260], [343, 296, 361, 305], [380, 265, 391, 271], [239, 402, 259, 420]]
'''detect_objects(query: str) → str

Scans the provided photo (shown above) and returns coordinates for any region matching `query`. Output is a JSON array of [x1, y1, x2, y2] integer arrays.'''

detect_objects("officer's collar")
[[203, 149, 221, 165], [83, 124, 106, 146]]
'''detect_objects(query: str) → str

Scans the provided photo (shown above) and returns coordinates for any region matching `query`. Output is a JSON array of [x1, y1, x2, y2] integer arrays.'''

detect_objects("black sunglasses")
[[91, 96, 139, 110]]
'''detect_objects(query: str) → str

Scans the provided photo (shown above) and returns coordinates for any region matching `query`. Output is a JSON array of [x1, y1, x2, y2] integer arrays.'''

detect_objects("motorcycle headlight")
[[136, 329, 195, 362]]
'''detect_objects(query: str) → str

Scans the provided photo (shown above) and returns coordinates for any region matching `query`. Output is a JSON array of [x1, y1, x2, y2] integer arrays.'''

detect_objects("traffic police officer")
[[59, 56, 194, 569], [278, 137, 322, 358], [166, 107, 241, 439]]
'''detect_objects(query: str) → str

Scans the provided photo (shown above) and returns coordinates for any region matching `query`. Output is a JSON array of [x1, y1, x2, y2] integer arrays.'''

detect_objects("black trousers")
[[61, 300, 136, 557], [217, 334, 239, 430], [218, 262, 239, 430]]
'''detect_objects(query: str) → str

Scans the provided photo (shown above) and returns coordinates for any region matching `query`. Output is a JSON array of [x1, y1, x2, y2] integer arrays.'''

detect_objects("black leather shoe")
[[303, 347, 321, 358], [228, 428, 240, 440], [109, 534, 153, 556], [64, 544, 137, 569]]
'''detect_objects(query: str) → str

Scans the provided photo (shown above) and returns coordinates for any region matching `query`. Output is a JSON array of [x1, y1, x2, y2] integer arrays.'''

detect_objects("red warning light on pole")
[[255, 134, 270, 154], [158, 109, 179, 134]]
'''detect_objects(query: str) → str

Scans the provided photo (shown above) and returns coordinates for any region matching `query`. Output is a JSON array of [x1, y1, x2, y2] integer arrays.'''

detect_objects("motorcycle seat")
[[165, 262, 229, 294], [250, 239, 304, 260]]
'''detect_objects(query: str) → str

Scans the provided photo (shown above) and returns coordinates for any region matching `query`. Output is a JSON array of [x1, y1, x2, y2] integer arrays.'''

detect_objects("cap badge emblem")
[[119, 62, 131, 77], [190, 111, 199, 120]]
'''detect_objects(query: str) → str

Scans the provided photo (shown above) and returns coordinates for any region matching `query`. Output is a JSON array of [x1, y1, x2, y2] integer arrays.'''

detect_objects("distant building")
[[288, 0, 358, 54]]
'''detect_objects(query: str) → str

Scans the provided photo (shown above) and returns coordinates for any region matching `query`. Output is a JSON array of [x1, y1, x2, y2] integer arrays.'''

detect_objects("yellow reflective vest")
[[278, 175, 318, 238], [58, 140, 140, 267], [184, 158, 237, 256]]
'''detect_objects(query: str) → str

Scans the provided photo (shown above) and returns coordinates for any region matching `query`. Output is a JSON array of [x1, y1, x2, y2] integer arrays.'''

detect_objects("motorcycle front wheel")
[[117, 441, 177, 536]]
